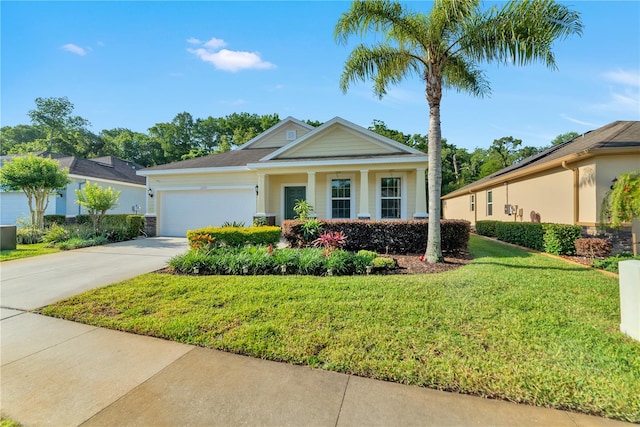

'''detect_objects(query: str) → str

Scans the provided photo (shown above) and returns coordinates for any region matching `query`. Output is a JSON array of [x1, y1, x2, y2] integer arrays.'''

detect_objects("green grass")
[[0, 243, 59, 261], [40, 235, 640, 422]]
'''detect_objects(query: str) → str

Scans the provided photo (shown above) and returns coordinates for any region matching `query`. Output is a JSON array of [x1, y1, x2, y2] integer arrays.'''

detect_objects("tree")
[[602, 171, 640, 228], [27, 97, 90, 151], [335, 0, 581, 262], [0, 125, 47, 155], [75, 181, 121, 231], [551, 131, 580, 146], [0, 155, 70, 229]]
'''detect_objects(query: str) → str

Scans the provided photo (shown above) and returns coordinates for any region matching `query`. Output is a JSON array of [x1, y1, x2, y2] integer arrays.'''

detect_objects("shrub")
[[17, 227, 43, 244], [575, 238, 612, 258], [222, 220, 245, 227], [371, 256, 397, 271], [44, 215, 67, 227], [281, 219, 469, 255], [475, 220, 500, 237], [57, 236, 109, 250], [542, 223, 582, 255], [126, 215, 145, 238], [355, 250, 377, 274], [296, 247, 328, 275], [495, 222, 544, 251], [312, 231, 346, 254], [43, 224, 70, 244], [326, 249, 357, 275], [591, 252, 640, 274], [186, 226, 281, 247]]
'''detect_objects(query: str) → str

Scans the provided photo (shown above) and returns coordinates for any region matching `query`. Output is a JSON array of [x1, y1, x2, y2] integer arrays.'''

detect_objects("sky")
[[1, 1, 639, 151]]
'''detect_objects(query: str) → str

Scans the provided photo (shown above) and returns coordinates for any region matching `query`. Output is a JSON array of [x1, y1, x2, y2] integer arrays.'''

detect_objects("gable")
[[273, 125, 403, 159], [248, 122, 314, 149]]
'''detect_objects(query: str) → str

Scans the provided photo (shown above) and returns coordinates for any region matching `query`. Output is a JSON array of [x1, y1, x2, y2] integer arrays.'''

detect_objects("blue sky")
[[2, 1, 639, 151]]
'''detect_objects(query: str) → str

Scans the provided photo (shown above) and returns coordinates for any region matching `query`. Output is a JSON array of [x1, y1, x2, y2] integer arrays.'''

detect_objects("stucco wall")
[[593, 154, 640, 224]]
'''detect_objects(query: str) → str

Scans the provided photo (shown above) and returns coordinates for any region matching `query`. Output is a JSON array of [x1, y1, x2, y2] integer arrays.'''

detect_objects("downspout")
[[561, 161, 579, 224]]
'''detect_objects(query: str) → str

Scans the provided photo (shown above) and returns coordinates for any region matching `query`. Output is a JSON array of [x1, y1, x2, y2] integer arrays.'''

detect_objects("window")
[[331, 178, 351, 218], [286, 130, 296, 140], [380, 177, 401, 219], [487, 190, 493, 216], [470, 194, 475, 212]]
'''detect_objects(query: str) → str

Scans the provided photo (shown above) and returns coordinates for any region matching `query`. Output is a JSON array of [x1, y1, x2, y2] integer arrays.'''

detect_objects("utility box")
[[619, 260, 640, 342], [0, 225, 17, 251]]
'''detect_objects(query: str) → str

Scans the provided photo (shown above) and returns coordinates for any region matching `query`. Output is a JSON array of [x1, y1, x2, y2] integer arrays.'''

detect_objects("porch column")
[[256, 173, 266, 215], [414, 167, 428, 218], [358, 170, 371, 219], [307, 171, 316, 216]]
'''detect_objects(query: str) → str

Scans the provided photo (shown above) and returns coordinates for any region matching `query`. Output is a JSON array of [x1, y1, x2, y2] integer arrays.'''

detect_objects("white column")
[[358, 170, 371, 219], [256, 173, 266, 215], [414, 167, 428, 218], [307, 171, 316, 217]]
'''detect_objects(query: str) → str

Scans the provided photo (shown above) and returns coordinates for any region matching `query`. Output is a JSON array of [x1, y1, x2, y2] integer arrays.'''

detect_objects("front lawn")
[[40, 235, 640, 422], [0, 243, 59, 262]]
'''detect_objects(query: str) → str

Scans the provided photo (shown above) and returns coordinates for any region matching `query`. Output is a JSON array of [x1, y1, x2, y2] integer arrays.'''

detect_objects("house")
[[138, 117, 429, 237], [442, 121, 640, 235], [0, 152, 146, 225]]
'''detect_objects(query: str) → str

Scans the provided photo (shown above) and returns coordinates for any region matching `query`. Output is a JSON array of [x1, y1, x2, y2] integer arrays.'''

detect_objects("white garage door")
[[158, 189, 255, 237]]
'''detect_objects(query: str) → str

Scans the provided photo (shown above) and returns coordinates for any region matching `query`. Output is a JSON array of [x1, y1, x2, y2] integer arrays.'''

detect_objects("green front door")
[[284, 186, 306, 220]]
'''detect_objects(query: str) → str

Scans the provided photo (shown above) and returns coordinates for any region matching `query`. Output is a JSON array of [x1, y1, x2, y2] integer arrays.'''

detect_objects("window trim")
[[375, 172, 407, 220], [326, 173, 356, 219], [470, 194, 475, 212], [486, 190, 493, 216]]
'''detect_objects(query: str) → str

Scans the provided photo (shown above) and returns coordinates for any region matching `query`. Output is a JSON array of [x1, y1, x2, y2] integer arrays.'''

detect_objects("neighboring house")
[[442, 121, 640, 233], [0, 151, 146, 225], [138, 117, 429, 237]]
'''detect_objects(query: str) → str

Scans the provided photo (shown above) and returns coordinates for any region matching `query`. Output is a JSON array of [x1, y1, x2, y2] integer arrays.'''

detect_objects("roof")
[[0, 151, 146, 186], [443, 121, 640, 199], [140, 116, 427, 173]]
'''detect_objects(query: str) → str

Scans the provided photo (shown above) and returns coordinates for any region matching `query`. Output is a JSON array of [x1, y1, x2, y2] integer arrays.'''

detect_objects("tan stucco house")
[[442, 121, 640, 231], [139, 117, 429, 237]]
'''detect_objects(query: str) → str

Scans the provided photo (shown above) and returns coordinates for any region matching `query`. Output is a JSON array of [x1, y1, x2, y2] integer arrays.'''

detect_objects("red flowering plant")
[[312, 231, 347, 256]]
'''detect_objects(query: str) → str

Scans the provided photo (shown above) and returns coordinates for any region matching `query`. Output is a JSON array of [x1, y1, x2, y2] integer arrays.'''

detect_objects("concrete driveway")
[[0, 237, 188, 311]]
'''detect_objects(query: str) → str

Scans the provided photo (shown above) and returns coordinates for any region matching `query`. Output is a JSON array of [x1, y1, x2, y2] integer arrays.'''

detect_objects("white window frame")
[[326, 173, 356, 219], [487, 190, 493, 216], [375, 172, 407, 220]]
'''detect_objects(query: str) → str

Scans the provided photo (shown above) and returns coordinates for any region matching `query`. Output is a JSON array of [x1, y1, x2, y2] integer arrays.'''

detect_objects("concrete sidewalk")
[[0, 238, 634, 426]]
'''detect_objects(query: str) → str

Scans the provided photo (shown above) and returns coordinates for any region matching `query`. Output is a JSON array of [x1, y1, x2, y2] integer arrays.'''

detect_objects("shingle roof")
[[140, 148, 279, 171], [0, 152, 145, 186], [443, 121, 640, 198]]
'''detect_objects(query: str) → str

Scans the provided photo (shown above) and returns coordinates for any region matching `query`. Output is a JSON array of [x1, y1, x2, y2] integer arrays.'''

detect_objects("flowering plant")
[[312, 231, 347, 255]]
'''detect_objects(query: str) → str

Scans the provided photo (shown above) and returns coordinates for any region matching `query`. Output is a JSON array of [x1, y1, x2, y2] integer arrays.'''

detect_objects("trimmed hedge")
[[281, 219, 470, 255], [477, 220, 584, 255], [475, 220, 500, 238], [187, 226, 281, 248], [542, 223, 582, 255], [44, 215, 66, 227]]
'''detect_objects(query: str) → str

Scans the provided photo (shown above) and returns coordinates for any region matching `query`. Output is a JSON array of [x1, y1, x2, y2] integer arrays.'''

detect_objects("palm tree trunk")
[[424, 73, 444, 263]]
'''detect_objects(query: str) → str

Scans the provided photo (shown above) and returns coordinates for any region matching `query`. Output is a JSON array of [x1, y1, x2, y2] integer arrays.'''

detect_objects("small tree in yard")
[[75, 181, 121, 231], [0, 154, 70, 229], [601, 170, 640, 255]]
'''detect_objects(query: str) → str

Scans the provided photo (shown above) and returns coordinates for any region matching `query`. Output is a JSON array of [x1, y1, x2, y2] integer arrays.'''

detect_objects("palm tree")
[[335, 0, 582, 263]]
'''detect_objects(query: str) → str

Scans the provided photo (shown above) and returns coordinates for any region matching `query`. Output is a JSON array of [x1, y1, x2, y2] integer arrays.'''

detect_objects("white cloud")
[[603, 69, 640, 87], [560, 114, 599, 127], [187, 37, 202, 45], [203, 37, 227, 50], [187, 36, 275, 72], [61, 43, 88, 56]]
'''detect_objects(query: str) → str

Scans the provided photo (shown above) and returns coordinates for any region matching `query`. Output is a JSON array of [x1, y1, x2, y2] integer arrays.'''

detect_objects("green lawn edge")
[[40, 235, 640, 422], [0, 243, 59, 262]]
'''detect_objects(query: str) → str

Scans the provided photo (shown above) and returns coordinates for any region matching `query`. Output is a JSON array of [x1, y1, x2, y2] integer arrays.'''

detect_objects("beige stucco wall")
[[443, 152, 640, 226], [277, 127, 400, 159]]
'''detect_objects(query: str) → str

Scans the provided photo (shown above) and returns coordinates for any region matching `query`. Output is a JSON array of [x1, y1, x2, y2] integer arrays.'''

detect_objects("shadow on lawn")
[[470, 260, 589, 272]]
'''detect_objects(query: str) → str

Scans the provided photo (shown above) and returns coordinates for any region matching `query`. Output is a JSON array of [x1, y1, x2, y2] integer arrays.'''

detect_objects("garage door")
[[158, 189, 255, 237]]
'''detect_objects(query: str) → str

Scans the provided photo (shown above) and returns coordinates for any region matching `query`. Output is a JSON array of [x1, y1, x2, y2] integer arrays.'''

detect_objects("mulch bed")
[[389, 251, 473, 274]]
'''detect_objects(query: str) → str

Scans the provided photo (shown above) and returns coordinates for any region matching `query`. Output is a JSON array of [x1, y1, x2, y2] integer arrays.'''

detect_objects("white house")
[[0, 152, 146, 225]]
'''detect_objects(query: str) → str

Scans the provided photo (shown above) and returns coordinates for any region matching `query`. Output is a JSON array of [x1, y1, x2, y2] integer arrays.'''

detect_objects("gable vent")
[[286, 130, 296, 141]]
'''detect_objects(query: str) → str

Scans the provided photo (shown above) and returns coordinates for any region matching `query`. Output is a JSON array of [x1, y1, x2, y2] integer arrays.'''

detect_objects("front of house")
[[139, 117, 429, 237], [442, 121, 640, 231]]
